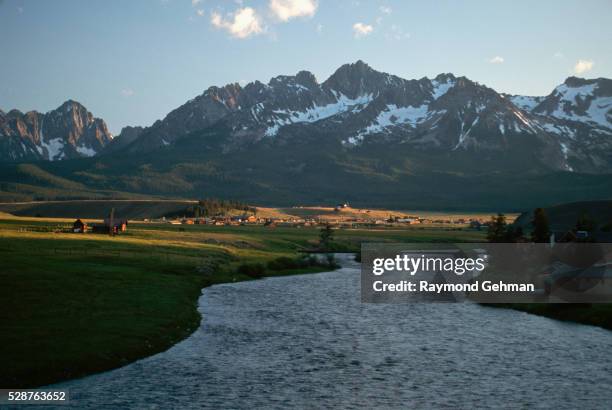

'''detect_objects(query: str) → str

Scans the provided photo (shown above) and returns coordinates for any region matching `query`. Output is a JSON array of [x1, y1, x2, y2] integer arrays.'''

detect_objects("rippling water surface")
[[58, 255, 612, 409]]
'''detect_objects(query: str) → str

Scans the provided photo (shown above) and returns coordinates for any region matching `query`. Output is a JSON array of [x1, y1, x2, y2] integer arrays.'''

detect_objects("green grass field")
[[0, 216, 485, 388]]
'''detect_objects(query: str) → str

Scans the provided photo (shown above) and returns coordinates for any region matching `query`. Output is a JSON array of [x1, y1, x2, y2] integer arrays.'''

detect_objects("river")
[[56, 254, 612, 409]]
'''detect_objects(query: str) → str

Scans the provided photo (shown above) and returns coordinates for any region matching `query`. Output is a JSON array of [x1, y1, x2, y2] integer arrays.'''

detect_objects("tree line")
[[164, 198, 256, 219], [487, 208, 603, 243]]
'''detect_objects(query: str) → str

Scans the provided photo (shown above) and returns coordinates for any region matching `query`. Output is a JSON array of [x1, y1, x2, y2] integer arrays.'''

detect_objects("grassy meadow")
[[0, 213, 485, 388]]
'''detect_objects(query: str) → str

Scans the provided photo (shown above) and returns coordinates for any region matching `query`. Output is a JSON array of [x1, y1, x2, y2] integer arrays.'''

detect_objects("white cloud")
[[196, 9, 204, 17], [211, 7, 264, 39], [191, 0, 202, 5], [553, 51, 564, 59], [489, 56, 504, 64], [574, 59, 594, 74], [269, 0, 318, 22], [353, 22, 373, 38], [120, 88, 135, 97], [316, 23, 323, 34], [379, 5, 392, 14]]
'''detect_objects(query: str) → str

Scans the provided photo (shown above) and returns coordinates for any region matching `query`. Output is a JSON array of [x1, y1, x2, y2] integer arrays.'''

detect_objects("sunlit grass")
[[0, 215, 485, 388]]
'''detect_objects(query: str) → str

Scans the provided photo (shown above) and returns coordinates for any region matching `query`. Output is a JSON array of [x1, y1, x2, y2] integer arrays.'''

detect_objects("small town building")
[[72, 219, 87, 233], [101, 218, 128, 234]]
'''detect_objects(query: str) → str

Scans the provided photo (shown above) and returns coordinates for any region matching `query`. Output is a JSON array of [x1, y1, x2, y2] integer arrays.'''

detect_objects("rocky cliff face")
[[0, 100, 112, 162], [120, 61, 611, 172], [101, 125, 144, 153], [2, 62, 611, 174]]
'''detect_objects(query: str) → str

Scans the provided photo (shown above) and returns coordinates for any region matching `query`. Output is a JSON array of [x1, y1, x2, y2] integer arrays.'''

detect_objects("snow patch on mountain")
[[76, 145, 97, 157], [512, 109, 538, 134], [41, 138, 65, 160], [509, 95, 542, 111], [454, 117, 479, 150], [538, 121, 576, 139], [556, 83, 597, 104], [365, 104, 431, 131], [343, 104, 446, 146], [431, 79, 455, 100], [551, 83, 612, 128], [552, 95, 612, 128], [559, 142, 573, 171], [264, 93, 373, 136]]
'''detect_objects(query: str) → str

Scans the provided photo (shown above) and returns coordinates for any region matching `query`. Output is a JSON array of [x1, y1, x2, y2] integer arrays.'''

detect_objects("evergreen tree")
[[530, 208, 550, 243], [319, 223, 334, 250], [504, 225, 524, 243], [486, 213, 507, 243]]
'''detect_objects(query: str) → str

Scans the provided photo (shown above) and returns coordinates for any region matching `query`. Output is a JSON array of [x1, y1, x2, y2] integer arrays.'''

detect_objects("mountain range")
[[1, 61, 611, 210], [113, 61, 612, 174], [0, 101, 112, 162]]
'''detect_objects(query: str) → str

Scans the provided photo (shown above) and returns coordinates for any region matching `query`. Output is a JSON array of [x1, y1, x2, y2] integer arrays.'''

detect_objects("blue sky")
[[1, 0, 611, 134]]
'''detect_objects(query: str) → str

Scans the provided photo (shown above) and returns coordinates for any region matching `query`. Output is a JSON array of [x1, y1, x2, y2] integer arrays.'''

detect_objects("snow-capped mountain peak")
[[3, 62, 611, 174], [0, 101, 112, 162]]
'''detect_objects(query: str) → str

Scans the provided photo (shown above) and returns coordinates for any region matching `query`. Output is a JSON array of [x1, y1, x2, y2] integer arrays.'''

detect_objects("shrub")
[[237, 263, 266, 278], [268, 255, 325, 271], [267, 256, 299, 271], [325, 253, 340, 269]]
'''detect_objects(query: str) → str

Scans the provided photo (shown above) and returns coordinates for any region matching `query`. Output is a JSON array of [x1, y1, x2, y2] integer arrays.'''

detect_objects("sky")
[[1, 0, 611, 135]]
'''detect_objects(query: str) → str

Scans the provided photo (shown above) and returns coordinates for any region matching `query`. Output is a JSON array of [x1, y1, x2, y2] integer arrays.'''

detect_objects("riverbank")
[[488, 304, 612, 331], [0, 216, 485, 388], [56, 256, 612, 409], [0, 227, 328, 388]]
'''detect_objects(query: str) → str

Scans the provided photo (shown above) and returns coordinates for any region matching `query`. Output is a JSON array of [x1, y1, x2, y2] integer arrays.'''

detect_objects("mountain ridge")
[[107, 61, 612, 174], [1, 61, 611, 210], [2, 62, 611, 174], [0, 100, 113, 162]]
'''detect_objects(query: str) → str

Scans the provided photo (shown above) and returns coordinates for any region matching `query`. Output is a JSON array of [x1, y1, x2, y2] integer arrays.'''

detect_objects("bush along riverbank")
[[488, 304, 612, 331]]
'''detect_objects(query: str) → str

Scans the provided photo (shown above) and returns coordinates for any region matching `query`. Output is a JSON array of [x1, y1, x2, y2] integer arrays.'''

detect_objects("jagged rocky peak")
[[100, 125, 144, 154], [528, 76, 612, 129], [58, 99, 86, 112], [6, 108, 25, 118], [555, 76, 612, 100], [563, 76, 598, 88], [243, 80, 268, 94], [323, 60, 398, 98], [202, 83, 244, 109], [428, 73, 457, 100], [267, 70, 319, 92], [0, 100, 112, 162], [4, 62, 612, 174], [433, 73, 456, 82], [295, 70, 318, 88], [115, 125, 144, 145]]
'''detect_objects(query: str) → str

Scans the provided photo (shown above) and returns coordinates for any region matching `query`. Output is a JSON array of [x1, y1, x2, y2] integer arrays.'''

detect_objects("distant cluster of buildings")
[[143, 213, 490, 229], [153, 215, 320, 227], [72, 218, 128, 234], [68, 206, 491, 234]]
